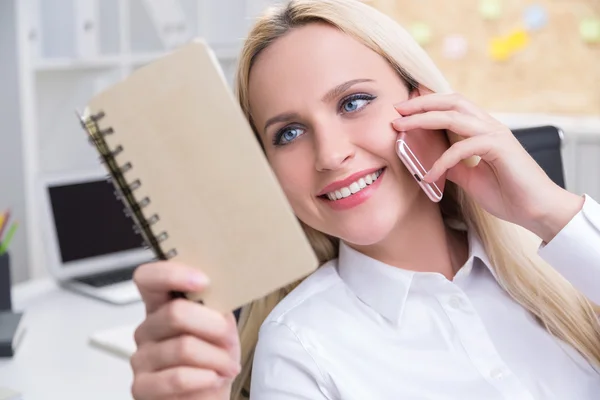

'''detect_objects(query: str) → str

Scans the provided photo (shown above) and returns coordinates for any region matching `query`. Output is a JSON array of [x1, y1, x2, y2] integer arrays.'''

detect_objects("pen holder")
[[0, 253, 11, 311]]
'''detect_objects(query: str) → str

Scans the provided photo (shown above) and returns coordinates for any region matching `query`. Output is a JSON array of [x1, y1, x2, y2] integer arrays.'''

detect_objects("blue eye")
[[340, 94, 376, 114], [343, 99, 367, 112], [273, 126, 305, 146]]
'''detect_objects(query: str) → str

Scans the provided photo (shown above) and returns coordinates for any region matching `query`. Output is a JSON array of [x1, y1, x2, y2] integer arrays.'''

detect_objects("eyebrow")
[[262, 78, 374, 135], [321, 78, 374, 103], [263, 112, 301, 136]]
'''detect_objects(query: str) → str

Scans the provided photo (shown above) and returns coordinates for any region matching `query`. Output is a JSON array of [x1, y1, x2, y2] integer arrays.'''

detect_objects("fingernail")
[[394, 102, 405, 108], [189, 273, 209, 287]]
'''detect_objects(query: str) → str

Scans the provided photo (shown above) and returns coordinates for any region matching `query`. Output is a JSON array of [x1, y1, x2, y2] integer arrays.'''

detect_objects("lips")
[[318, 167, 386, 210], [317, 167, 385, 200], [323, 169, 384, 201]]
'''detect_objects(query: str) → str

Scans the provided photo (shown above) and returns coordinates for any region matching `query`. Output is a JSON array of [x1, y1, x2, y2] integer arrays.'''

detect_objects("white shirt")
[[250, 194, 600, 399]]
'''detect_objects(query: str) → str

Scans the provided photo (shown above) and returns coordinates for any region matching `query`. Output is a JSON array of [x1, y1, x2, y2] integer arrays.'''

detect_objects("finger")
[[131, 368, 224, 400], [134, 261, 210, 314], [134, 299, 235, 347], [131, 335, 240, 378], [394, 93, 493, 121], [392, 111, 490, 139], [424, 135, 494, 183]]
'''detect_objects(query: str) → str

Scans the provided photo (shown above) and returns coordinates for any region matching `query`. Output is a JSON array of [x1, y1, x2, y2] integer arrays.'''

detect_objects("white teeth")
[[325, 169, 383, 201]]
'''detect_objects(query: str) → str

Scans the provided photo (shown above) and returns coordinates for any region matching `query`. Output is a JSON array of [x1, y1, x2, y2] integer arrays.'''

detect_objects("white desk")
[[0, 279, 145, 399]]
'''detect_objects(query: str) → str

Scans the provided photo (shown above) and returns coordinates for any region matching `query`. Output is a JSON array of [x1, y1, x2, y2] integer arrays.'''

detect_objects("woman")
[[129, 0, 600, 399]]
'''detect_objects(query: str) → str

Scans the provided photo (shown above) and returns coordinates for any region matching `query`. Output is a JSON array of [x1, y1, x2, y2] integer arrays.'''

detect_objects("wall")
[[368, 0, 600, 116], [0, 1, 29, 284]]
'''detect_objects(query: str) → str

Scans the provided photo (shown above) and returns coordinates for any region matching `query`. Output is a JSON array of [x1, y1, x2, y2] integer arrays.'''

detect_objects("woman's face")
[[248, 22, 428, 246]]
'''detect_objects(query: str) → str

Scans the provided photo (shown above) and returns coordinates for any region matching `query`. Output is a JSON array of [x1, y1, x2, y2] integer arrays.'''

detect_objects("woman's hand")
[[392, 93, 584, 243], [130, 262, 241, 400]]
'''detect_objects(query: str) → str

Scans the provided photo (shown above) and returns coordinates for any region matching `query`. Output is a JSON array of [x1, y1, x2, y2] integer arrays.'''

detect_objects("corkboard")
[[367, 0, 600, 116]]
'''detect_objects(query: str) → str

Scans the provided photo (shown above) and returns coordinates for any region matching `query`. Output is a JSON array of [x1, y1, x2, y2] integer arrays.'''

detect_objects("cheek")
[[352, 104, 400, 158], [268, 151, 314, 207]]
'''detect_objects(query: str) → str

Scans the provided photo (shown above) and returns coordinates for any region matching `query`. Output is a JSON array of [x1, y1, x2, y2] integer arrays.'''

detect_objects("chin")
[[334, 207, 402, 246], [300, 195, 410, 247]]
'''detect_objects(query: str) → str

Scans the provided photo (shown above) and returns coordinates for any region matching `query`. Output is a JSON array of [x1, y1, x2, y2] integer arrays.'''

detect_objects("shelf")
[[128, 42, 242, 67], [492, 112, 600, 139], [33, 42, 243, 72], [34, 56, 123, 72]]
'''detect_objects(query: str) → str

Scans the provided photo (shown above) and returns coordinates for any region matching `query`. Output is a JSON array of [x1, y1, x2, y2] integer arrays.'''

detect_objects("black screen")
[[48, 179, 144, 263]]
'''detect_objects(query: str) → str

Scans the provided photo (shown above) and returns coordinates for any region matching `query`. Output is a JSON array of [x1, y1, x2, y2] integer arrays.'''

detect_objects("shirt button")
[[490, 367, 506, 380], [448, 295, 462, 309]]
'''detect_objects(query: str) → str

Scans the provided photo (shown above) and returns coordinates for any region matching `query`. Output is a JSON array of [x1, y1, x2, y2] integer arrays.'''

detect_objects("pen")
[[0, 210, 8, 239], [0, 221, 18, 256]]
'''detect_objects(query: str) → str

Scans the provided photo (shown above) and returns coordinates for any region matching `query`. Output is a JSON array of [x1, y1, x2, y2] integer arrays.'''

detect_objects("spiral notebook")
[[77, 39, 318, 312]]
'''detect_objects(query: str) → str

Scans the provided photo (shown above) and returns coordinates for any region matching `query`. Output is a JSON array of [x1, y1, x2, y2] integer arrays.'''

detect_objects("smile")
[[324, 168, 384, 201]]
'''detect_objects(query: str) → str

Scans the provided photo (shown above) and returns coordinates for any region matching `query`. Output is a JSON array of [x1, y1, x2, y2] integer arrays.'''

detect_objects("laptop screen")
[[48, 179, 145, 264]]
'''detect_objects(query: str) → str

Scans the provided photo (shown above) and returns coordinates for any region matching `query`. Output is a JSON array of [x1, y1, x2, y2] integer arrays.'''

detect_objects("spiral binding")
[[77, 109, 178, 261]]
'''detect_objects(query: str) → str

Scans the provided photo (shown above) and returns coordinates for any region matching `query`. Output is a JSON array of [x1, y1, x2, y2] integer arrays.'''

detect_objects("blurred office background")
[[0, 0, 599, 286]]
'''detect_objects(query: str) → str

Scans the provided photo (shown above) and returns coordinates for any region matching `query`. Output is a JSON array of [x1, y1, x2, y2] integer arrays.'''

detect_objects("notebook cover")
[[85, 40, 319, 312], [0, 311, 23, 358]]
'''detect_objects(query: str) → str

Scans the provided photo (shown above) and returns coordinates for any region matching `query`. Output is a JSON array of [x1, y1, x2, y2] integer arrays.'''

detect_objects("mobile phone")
[[395, 129, 451, 202]]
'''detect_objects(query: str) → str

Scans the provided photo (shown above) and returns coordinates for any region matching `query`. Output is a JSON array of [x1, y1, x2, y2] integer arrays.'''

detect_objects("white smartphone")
[[395, 130, 451, 202]]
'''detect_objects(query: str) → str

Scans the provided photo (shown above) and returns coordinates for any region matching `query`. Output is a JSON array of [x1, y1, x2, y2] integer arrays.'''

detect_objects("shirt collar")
[[337, 228, 495, 325]]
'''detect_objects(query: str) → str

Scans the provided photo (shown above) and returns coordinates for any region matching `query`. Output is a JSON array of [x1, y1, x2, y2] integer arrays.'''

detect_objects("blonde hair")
[[231, 0, 600, 397]]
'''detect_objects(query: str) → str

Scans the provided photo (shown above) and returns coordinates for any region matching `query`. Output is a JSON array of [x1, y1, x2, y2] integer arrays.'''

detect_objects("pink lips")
[[317, 167, 383, 196], [318, 168, 385, 211]]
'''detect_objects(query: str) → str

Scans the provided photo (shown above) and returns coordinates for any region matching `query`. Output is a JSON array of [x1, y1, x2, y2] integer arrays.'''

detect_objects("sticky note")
[[489, 37, 511, 61], [480, 0, 502, 20], [523, 4, 548, 31], [506, 29, 530, 51], [442, 35, 468, 59], [410, 22, 432, 45], [580, 17, 600, 44]]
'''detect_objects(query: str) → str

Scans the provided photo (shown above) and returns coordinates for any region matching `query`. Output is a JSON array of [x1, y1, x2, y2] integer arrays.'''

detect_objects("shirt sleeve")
[[538, 194, 600, 305], [250, 321, 333, 400]]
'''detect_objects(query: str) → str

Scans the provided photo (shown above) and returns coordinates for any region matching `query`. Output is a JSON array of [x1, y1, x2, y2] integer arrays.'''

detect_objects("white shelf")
[[2, 0, 279, 281], [492, 112, 600, 140], [34, 55, 123, 72], [127, 42, 240, 67]]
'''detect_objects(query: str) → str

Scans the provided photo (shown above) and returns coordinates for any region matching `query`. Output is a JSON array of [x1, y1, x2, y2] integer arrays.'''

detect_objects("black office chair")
[[511, 125, 566, 189]]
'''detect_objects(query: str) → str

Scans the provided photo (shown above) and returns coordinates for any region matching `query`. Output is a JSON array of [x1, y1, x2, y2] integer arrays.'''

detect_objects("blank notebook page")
[[89, 324, 137, 359]]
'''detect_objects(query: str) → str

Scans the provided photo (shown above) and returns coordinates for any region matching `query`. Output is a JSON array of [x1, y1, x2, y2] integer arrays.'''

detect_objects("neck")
[[348, 195, 468, 280]]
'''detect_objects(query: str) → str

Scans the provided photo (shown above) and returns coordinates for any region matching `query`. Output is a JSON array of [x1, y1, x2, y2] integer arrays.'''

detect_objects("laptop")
[[38, 169, 155, 304]]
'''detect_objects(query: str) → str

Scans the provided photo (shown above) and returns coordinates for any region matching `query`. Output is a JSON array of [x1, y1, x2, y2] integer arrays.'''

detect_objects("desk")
[[0, 279, 145, 399]]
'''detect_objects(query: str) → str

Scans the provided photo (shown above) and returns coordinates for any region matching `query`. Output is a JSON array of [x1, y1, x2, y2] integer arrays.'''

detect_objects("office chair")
[[511, 125, 566, 189]]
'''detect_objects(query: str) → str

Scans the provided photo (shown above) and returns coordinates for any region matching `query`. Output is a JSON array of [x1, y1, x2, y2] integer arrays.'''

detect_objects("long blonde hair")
[[231, 0, 600, 397]]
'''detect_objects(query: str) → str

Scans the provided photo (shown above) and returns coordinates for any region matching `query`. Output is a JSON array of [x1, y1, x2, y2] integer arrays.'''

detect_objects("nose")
[[313, 124, 355, 172]]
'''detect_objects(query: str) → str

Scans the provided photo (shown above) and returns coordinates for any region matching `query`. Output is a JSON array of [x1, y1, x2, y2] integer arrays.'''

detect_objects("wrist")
[[527, 188, 584, 244]]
